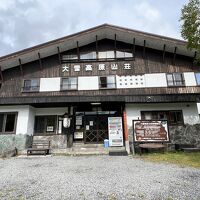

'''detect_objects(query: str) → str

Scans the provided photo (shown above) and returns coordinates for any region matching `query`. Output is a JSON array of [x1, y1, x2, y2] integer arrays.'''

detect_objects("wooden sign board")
[[133, 120, 169, 142]]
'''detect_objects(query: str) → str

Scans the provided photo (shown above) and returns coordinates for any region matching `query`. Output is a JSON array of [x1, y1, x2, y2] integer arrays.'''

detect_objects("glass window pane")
[[63, 55, 78, 60], [34, 116, 45, 133], [100, 77, 107, 88], [0, 114, 4, 132], [195, 73, 200, 85], [106, 51, 115, 58], [167, 74, 174, 86], [116, 51, 125, 58], [99, 52, 107, 59], [124, 52, 133, 57], [5, 114, 16, 132], [107, 76, 116, 88], [80, 52, 96, 59]]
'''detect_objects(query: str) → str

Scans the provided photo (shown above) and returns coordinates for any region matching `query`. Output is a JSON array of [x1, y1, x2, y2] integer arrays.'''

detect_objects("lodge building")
[[0, 24, 200, 154]]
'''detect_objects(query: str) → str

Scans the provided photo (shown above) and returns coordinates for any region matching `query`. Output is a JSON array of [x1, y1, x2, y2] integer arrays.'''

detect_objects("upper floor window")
[[61, 77, 78, 90], [62, 54, 78, 61], [166, 73, 185, 86], [116, 51, 133, 58], [23, 79, 40, 92], [99, 51, 115, 59], [0, 113, 18, 134], [195, 73, 200, 85], [99, 76, 116, 89], [80, 52, 96, 60]]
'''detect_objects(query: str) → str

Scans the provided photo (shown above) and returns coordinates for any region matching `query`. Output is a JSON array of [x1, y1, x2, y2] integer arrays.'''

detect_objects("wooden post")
[[143, 40, 146, 58], [114, 34, 117, 59], [123, 111, 130, 154], [0, 66, 3, 82], [96, 35, 98, 59], [173, 46, 177, 65], [18, 58, 23, 76], [193, 51, 197, 67], [57, 46, 61, 65], [77, 41, 80, 61], [133, 38, 136, 57], [38, 52, 43, 70], [162, 44, 166, 63]]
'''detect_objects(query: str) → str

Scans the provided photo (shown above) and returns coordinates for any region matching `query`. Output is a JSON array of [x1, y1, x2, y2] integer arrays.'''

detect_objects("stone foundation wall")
[[128, 123, 200, 152], [33, 135, 67, 149], [0, 134, 32, 156]]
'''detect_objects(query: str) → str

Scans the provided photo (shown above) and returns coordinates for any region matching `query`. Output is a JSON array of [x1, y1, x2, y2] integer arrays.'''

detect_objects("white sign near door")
[[108, 117, 123, 146]]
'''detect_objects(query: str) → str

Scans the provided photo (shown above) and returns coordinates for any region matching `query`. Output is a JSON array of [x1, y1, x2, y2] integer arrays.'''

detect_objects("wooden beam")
[[143, 40, 146, 58], [173, 46, 177, 65], [18, 58, 23, 76], [192, 51, 197, 67], [38, 52, 43, 70], [162, 44, 166, 63], [96, 35, 98, 59], [77, 41, 80, 61], [114, 34, 117, 59], [0, 66, 3, 82], [57, 46, 61, 65]]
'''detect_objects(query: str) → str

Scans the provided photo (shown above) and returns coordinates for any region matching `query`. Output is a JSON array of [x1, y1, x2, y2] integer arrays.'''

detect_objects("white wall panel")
[[35, 107, 68, 116], [40, 78, 61, 92], [78, 76, 99, 90], [145, 73, 167, 87], [184, 72, 197, 86]]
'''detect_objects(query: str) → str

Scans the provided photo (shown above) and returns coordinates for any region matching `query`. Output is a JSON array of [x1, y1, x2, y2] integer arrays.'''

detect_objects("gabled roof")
[[0, 23, 195, 71]]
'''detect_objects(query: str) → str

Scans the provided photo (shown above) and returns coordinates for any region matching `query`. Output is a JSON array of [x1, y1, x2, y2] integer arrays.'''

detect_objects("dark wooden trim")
[[143, 40, 146, 58], [38, 52, 43, 70], [57, 46, 61, 65], [173, 46, 177, 65], [0, 66, 3, 82], [162, 44, 166, 63], [18, 58, 23, 76], [77, 41, 80, 61], [0, 94, 199, 105], [193, 51, 197, 67]]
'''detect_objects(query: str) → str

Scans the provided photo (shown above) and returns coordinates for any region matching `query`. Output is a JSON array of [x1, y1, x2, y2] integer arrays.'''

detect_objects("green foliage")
[[180, 0, 200, 62]]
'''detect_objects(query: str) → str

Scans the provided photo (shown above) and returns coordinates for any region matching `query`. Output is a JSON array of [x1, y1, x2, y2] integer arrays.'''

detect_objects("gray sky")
[[0, 0, 189, 57]]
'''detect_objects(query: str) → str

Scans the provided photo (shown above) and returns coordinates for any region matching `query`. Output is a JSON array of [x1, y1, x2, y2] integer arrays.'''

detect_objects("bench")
[[139, 143, 166, 156], [27, 140, 51, 156]]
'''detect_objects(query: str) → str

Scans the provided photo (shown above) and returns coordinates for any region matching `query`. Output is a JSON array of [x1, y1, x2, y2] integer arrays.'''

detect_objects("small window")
[[61, 77, 78, 90], [99, 76, 116, 89], [0, 113, 17, 134], [195, 73, 200, 85], [166, 73, 185, 86], [23, 79, 40, 92], [116, 51, 133, 58]]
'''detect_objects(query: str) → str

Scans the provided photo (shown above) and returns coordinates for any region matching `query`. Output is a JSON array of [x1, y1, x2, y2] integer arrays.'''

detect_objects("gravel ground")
[[0, 155, 200, 200]]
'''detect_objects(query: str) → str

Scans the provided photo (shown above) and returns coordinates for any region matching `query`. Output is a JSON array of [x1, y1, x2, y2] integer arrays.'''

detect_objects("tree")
[[180, 0, 200, 63]]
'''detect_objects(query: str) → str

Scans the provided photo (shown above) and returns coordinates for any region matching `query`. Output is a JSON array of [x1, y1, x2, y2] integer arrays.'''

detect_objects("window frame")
[[166, 73, 185, 87], [22, 78, 40, 92], [99, 76, 116, 89], [60, 77, 78, 91], [0, 112, 18, 135], [34, 115, 58, 135], [141, 110, 184, 126]]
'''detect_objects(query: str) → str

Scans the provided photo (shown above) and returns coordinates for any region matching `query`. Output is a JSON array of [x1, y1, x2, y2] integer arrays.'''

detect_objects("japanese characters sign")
[[133, 120, 169, 142]]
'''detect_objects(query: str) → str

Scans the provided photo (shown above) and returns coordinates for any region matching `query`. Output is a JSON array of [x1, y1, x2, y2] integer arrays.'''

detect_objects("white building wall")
[[78, 76, 99, 90], [39, 78, 61, 92], [144, 73, 167, 87], [27, 106, 35, 135], [0, 105, 34, 135], [126, 103, 199, 130], [184, 72, 197, 86]]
